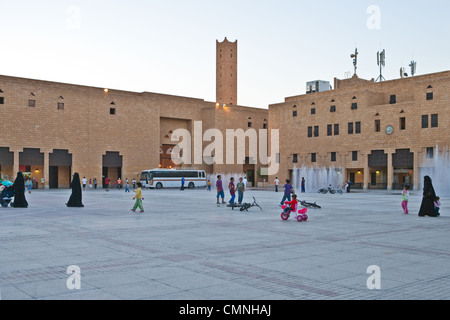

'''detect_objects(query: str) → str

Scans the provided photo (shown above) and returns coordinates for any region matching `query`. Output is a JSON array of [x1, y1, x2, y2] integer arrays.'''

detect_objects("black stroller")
[[0, 186, 14, 207]]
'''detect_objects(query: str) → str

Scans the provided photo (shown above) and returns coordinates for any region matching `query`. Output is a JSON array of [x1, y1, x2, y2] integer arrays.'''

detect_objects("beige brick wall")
[[0, 74, 269, 188], [269, 71, 450, 190]]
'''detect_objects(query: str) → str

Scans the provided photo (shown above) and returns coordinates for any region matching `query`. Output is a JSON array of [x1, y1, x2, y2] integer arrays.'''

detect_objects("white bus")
[[140, 169, 207, 189]]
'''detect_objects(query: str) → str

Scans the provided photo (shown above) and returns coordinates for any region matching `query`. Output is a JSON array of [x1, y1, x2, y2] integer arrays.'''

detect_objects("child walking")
[[402, 185, 410, 214], [434, 197, 441, 217], [280, 179, 293, 206], [131, 182, 144, 213], [228, 177, 236, 205]]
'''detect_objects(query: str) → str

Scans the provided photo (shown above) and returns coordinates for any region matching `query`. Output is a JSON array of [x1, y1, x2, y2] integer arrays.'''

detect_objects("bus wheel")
[[156, 182, 162, 189], [188, 182, 194, 189]]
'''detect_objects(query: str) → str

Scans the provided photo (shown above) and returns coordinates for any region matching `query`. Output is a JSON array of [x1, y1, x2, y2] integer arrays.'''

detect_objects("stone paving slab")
[[0, 187, 449, 300]]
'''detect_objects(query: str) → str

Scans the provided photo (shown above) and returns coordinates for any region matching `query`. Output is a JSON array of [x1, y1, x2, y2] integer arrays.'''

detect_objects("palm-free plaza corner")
[[1, 36, 450, 301], [0, 188, 449, 300]]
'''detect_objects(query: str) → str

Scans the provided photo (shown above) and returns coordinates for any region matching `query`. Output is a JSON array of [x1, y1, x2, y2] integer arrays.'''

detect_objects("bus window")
[[140, 172, 149, 182]]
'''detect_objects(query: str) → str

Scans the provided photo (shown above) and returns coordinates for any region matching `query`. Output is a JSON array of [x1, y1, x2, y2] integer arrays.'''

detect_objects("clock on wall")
[[386, 125, 394, 135]]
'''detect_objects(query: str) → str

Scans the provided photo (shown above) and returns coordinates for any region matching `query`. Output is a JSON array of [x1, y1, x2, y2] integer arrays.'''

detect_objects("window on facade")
[[331, 152, 336, 162], [293, 154, 298, 163], [334, 124, 340, 136], [422, 115, 429, 128], [431, 114, 438, 128], [330, 105, 336, 112], [352, 151, 358, 161], [248, 122, 252, 128], [351, 103, 358, 110], [348, 122, 354, 134], [311, 153, 317, 163], [0, 97, 4, 104], [314, 126, 319, 137], [110, 108, 116, 115], [426, 92, 434, 101], [263, 123, 267, 129], [293, 110, 297, 117], [307, 126, 313, 138], [355, 122, 361, 134], [375, 119, 381, 132], [389, 95, 397, 104], [311, 108, 316, 115], [400, 117, 406, 130], [28, 99, 36, 107], [327, 124, 332, 136], [57, 102, 64, 110], [427, 147, 434, 159]]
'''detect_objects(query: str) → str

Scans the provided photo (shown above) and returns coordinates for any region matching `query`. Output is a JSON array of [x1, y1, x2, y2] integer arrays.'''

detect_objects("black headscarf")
[[418, 176, 437, 217], [66, 172, 84, 207], [12, 172, 28, 208]]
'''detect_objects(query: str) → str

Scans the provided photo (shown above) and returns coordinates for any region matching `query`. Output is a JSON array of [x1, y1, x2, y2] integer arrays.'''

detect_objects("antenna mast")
[[376, 49, 386, 82], [350, 48, 358, 76], [409, 60, 417, 76]]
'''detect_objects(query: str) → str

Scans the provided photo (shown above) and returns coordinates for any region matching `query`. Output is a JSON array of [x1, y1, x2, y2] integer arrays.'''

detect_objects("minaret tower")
[[216, 37, 237, 105]]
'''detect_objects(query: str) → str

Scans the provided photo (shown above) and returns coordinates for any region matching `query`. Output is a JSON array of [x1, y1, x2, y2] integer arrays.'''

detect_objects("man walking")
[[82, 177, 87, 191]]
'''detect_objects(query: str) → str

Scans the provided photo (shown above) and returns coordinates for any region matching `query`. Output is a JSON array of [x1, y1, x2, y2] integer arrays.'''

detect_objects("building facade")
[[1, 37, 449, 192], [269, 71, 450, 191], [0, 38, 269, 189]]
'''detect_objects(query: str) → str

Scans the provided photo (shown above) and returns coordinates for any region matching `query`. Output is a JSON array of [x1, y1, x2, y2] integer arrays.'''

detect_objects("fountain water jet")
[[419, 146, 450, 196], [292, 165, 343, 193]]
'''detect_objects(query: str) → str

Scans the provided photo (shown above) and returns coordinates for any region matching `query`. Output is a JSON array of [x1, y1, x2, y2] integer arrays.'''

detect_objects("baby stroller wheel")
[[281, 213, 289, 221], [296, 215, 303, 222], [302, 214, 308, 221]]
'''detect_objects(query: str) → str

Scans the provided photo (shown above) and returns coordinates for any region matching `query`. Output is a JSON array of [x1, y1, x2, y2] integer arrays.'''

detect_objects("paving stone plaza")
[[0, 187, 449, 300]]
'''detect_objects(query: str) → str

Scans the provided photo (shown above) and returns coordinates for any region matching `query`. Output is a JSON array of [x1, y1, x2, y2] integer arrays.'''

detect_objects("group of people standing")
[[79, 177, 137, 192], [215, 175, 247, 205]]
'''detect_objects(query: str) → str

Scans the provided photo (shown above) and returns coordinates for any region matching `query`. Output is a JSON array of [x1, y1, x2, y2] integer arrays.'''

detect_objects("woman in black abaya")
[[66, 172, 84, 207], [12, 172, 28, 208], [418, 176, 437, 217]]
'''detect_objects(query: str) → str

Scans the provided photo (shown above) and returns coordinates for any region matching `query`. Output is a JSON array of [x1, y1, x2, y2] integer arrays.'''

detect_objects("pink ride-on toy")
[[281, 204, 308, 222]]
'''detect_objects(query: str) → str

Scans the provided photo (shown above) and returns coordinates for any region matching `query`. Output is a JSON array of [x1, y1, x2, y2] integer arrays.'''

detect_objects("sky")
[[1, 0, 449, 108]]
